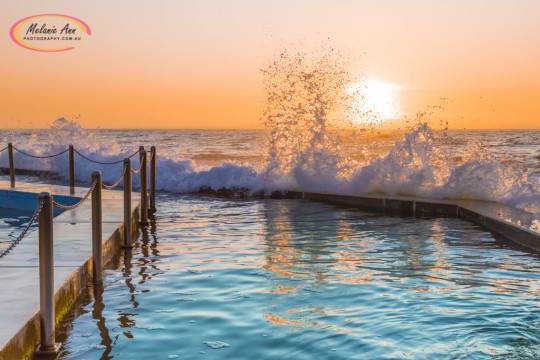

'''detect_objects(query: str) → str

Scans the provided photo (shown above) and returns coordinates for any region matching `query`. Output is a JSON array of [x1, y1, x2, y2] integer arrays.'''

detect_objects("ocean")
[[0, 119, 538, 215]]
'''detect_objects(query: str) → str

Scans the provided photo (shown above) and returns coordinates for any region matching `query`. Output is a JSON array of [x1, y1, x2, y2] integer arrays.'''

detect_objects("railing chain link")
[[1, 144, 153, 259], [0, 199, 44, 258], [53, 179, 98, 210], [102, 167, 127, 190], [74, 148, 140, 165], [2, 145, 140, 163], [131, 160, 144, 174], [12, 146, 69, 159], [128, 149, 141, 159]]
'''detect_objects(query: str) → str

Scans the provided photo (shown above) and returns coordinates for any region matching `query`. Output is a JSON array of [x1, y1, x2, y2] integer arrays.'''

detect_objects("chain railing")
[[1, 143, 158, 251], [0, 199, 44, 258], [53, 179, 98, 210], [0, 143, 158, 260], [3, 143, 141, 193], [0, 142, 157, 357], [73, 148, 138, 165], [102, 167, 127, 190], [130, 158, 144, 174], [13, 146, 69, 159]]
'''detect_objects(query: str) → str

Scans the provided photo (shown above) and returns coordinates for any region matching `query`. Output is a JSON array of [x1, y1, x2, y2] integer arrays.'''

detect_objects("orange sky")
[[2, 0, 539, 129]]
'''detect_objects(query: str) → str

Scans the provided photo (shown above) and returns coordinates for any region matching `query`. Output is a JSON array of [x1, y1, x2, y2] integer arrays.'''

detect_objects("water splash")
[[259, 47, 377, 192], [0, 116, 141, 187], [256, 47, 539, 214]]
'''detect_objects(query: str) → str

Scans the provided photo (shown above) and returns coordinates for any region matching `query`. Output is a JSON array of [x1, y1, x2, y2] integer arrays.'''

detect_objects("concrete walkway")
[[0, 180, 140, 356]]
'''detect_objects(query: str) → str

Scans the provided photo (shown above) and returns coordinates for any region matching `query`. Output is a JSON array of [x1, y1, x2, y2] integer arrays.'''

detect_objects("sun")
[[347, 80, 401, 124]]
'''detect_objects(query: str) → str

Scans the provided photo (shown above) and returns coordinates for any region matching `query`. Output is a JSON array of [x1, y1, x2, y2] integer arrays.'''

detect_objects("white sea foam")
[[1, 117, 538, 216]]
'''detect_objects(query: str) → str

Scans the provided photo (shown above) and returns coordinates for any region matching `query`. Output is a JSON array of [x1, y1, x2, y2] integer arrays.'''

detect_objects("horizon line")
[[1, 127, 539, 131]]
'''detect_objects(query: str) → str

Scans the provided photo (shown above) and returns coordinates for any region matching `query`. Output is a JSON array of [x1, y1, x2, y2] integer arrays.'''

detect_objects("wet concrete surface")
[[0, 180, 140, 356]]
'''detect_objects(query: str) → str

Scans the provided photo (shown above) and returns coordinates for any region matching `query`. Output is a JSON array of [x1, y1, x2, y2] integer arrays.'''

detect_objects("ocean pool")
[[56, 194, 540, 359], [0, 207, 37, 252]]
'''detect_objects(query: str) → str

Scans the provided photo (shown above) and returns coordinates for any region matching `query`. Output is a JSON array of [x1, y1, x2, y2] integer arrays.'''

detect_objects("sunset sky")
[[2, 0, 539, 129]]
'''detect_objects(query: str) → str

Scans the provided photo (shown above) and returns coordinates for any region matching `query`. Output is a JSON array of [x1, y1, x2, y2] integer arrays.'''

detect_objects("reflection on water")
[[56, 194, 540, 360], [92, 284, 112, 360], [0, 207, 36, 248]]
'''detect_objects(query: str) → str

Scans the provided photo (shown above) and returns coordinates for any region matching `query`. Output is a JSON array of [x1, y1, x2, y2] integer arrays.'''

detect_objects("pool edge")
[[0, 205, 140, 360], [289, 190, 540, 251]]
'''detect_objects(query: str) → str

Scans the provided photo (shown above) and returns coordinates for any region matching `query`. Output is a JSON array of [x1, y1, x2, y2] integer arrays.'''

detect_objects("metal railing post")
[[92, 171, 103, 283], [140, 149, 148, 225], [149, 146, 156, 214], [123, 158, 132, 248], [69, 145, 75, 195], [139, 145, 145, 164], [36, 192, 61, 356], [8, 143, 15, 188]]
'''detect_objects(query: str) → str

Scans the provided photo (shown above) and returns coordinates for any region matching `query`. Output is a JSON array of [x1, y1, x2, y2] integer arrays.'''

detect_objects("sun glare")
[[348, 80, 401, 123]]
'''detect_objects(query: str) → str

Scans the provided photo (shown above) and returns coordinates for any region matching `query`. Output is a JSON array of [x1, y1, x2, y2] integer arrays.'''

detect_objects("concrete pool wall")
[[287, 190, 540, 252]]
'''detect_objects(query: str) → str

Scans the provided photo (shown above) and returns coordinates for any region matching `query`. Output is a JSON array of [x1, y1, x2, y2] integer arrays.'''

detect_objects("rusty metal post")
[[140, 149, 148, 225], [149, 146, 156, 214], [92, 171, 102, 283], [123, 158, 132, 248], [69, 145, 75, 195], [36, 192, 61, 356], [8, 143, 14, 188]]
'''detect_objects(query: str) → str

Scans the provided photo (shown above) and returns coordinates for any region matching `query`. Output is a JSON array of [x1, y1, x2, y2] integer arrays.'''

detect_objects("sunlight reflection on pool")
[[56, 194, 540, 360]]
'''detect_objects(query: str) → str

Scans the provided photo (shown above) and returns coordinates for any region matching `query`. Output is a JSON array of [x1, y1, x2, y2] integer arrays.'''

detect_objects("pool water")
[[0, 207, 36, 250], [56, 195, 540, 359]]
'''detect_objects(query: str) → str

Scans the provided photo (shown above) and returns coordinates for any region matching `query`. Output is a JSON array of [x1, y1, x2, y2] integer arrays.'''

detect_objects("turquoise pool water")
[[56, 195, 540, 359], [0, 207, 36, 251]]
